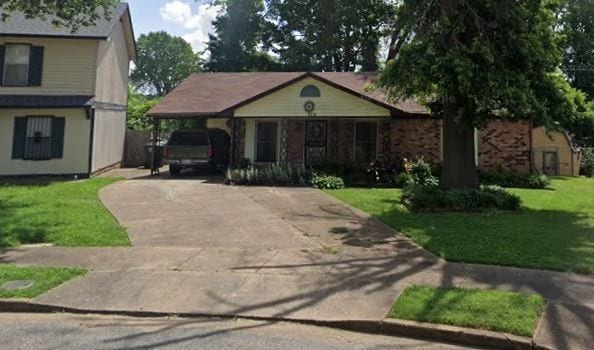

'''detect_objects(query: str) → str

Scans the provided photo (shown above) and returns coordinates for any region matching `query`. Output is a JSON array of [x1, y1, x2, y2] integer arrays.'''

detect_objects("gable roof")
[[0, 3, 136, 60], [0, 3, 128, 38], [148, 72, 428, 118]]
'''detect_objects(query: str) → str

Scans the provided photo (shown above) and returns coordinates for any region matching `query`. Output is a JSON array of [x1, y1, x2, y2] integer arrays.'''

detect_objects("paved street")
[[0, 313, 475, 350]]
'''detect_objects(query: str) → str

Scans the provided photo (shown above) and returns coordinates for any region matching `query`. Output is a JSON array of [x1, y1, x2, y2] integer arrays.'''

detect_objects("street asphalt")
[[0, 313, 476, 350]]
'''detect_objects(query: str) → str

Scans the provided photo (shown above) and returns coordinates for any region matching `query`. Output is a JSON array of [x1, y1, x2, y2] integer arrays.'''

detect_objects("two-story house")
[[0, 3, 135, 177]]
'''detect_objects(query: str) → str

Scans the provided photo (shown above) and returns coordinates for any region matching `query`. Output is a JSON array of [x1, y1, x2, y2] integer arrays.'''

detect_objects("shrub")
[[392, 172, 413, 188], [405, 158, 439, 186], [311, 174, 345, 189], [402, 183, 522, 212], [364, 159, 403, 185], [480, 171, 550, 189], [226, 163, 313, 186], [582, 149, 594, 178]]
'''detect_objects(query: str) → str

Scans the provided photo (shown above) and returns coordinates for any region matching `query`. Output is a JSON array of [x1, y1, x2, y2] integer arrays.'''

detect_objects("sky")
[[125, 0, 221, 53]]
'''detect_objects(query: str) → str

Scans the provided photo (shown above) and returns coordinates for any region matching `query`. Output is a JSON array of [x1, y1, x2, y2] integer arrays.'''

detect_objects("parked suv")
[[163, 128, 230, 176]]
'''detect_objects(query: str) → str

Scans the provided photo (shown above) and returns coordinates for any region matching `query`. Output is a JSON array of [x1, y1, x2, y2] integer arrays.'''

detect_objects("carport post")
[[150, 117, 161, 176]]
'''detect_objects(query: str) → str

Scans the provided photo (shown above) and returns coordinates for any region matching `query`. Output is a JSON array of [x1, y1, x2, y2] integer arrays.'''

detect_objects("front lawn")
[[327, 177, 594, 274], [0, 265, 86, 298], [0, 178, 130, 247], [389, 285, 545, 337]]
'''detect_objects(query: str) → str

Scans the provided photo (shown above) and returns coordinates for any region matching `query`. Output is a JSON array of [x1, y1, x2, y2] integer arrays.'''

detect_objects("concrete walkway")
[[1, 169, 593, 349]]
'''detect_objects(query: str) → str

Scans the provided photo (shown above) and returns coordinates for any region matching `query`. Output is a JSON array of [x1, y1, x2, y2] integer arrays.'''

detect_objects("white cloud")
[[160, 0, 221, 53]]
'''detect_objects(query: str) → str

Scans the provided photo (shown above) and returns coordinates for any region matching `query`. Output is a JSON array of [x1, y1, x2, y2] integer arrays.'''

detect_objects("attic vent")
[[300, 85, 321, 98]]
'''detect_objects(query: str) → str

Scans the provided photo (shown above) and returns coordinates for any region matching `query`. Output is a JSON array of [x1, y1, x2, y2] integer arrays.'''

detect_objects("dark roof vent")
[[300, 85, 321, 98]]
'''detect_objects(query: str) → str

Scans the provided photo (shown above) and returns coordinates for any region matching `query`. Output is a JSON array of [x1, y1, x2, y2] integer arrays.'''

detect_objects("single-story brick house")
[[148, 72, 532, 172]]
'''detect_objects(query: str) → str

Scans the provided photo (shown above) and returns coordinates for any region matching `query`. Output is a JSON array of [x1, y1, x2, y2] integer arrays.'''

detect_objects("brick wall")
[[391, 118, 442, 164], [478, 120, 531, 172]]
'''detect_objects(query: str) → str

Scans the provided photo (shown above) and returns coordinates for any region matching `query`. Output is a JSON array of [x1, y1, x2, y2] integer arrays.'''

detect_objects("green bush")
[[311, 174, 345, 189], [402, 183, 522, 212], [226, 164, 313, 186], [392, 172, 413, 188], [480, 171, 550, 189], [582, 149, 594, 178], [405, 158, 439, 186]]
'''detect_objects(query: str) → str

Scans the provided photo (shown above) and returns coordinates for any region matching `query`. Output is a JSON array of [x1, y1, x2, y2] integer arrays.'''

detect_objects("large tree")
[[382, 0, 574, 190], [206, 0, 279, 72], [558, 0, 594, 99], [131, 31, 202, 96], [266, 0, 393, 72], [0, 0, 117, 31]]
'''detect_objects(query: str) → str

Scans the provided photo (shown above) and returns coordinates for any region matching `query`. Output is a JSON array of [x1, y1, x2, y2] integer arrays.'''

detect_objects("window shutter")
[[0, 45, 5, 86], [28, 46, 44, 86], [51, 117, 65, 159], [12, 117, 27, 159]]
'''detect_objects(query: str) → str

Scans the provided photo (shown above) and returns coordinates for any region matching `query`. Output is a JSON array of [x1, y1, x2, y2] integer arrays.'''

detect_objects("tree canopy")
[[265, 0, 394, 72], [0, 0, 118, 31], [381, 0, 575, 189], [205, 0, 280, 72], [131, 31, 202, 96]]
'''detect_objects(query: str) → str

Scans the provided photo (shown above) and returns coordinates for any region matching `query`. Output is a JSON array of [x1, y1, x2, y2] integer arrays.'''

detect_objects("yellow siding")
[[0, 37, 97, 95], [532, 127, 580, 176], [235, 77, 390, 118], [94, 21, 130, 105], [0, 109, 90, 175], [207, 118, 231, 133]]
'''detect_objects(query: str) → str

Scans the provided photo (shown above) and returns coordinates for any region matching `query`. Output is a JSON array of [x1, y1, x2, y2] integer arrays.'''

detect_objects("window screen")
[[300, 85, 321, 98], [355, 122, 377, 163], [24, 117, 53, 160], [256, 122, 278, 162], [3, 44, 30, 86]]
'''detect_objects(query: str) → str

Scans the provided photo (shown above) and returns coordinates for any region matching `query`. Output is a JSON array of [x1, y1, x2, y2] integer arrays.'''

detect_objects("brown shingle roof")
[[147, 72, 427, 118]]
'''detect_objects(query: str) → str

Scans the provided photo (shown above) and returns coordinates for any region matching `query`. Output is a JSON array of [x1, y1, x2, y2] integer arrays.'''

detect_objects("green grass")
[[327, 177, 594, 274], [0, 178, 130, 247], [388, 286, 545, 336], [0, 265, 86, 298]]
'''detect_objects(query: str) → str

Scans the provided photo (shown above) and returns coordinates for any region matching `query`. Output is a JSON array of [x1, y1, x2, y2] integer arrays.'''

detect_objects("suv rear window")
[[168, 130, 209, 146]]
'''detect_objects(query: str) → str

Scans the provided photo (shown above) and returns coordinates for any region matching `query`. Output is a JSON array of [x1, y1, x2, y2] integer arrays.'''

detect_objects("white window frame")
[[3, 44, 31, 86]]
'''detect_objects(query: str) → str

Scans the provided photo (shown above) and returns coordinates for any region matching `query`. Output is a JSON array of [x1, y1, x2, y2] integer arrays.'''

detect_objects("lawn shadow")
[[0, 194, 52, 248]]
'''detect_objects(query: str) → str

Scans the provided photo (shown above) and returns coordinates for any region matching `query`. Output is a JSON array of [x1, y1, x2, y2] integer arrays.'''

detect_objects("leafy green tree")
[[131, 31, 202, 96], [381, 0, 575, 190], [0, 0, 117, 31], [266, 0, 393, 71], [558, 0, 594, 99], [206, 0, 280, 72], [127, 88, 161, 131]]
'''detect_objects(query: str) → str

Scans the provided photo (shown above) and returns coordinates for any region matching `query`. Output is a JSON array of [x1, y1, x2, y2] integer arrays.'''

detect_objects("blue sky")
[[125, 0, 221, 53]]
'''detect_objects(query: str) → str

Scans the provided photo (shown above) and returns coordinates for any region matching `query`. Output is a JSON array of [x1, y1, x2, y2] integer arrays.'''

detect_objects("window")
[[300, 85, 321, 98], [256, 122, 278, 162], [355, 122, 377, 163], [12, 117, 65, 160], [24, 117, 53, 159], [3, 44, 30, 86]]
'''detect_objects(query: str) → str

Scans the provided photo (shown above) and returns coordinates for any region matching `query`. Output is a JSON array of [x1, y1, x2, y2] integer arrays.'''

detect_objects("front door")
[[543, 151, 559, 176], [305, 120, 327, 165]]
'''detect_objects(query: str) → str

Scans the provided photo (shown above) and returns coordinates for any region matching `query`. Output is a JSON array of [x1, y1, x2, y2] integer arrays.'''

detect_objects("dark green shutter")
[[28, 46, 44, 86], [0, 45, 5, 86], [12, 117, 27, 159], [51, 117, 65, 159]]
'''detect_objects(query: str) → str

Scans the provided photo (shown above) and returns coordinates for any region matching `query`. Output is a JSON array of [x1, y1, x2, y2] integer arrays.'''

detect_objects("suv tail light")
[[208, 145, 213, 157]]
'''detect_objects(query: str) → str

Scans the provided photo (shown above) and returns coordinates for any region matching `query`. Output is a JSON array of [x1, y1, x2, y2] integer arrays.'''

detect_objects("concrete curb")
[[0, 299, 552, 350]]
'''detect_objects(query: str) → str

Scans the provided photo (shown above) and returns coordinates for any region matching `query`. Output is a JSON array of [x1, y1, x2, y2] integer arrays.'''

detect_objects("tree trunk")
[[441, 102, 479, 190]]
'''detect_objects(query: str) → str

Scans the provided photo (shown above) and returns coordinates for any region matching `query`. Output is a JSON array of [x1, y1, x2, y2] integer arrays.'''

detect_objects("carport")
[[146, 114, 234, 176]]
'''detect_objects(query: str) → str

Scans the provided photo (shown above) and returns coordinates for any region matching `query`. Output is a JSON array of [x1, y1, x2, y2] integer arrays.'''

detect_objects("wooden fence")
[[123, 129, 151, 168]]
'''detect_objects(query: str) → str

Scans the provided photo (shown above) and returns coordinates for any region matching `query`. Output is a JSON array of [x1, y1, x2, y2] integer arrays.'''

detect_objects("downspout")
[[529, 118, 534, 173]]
